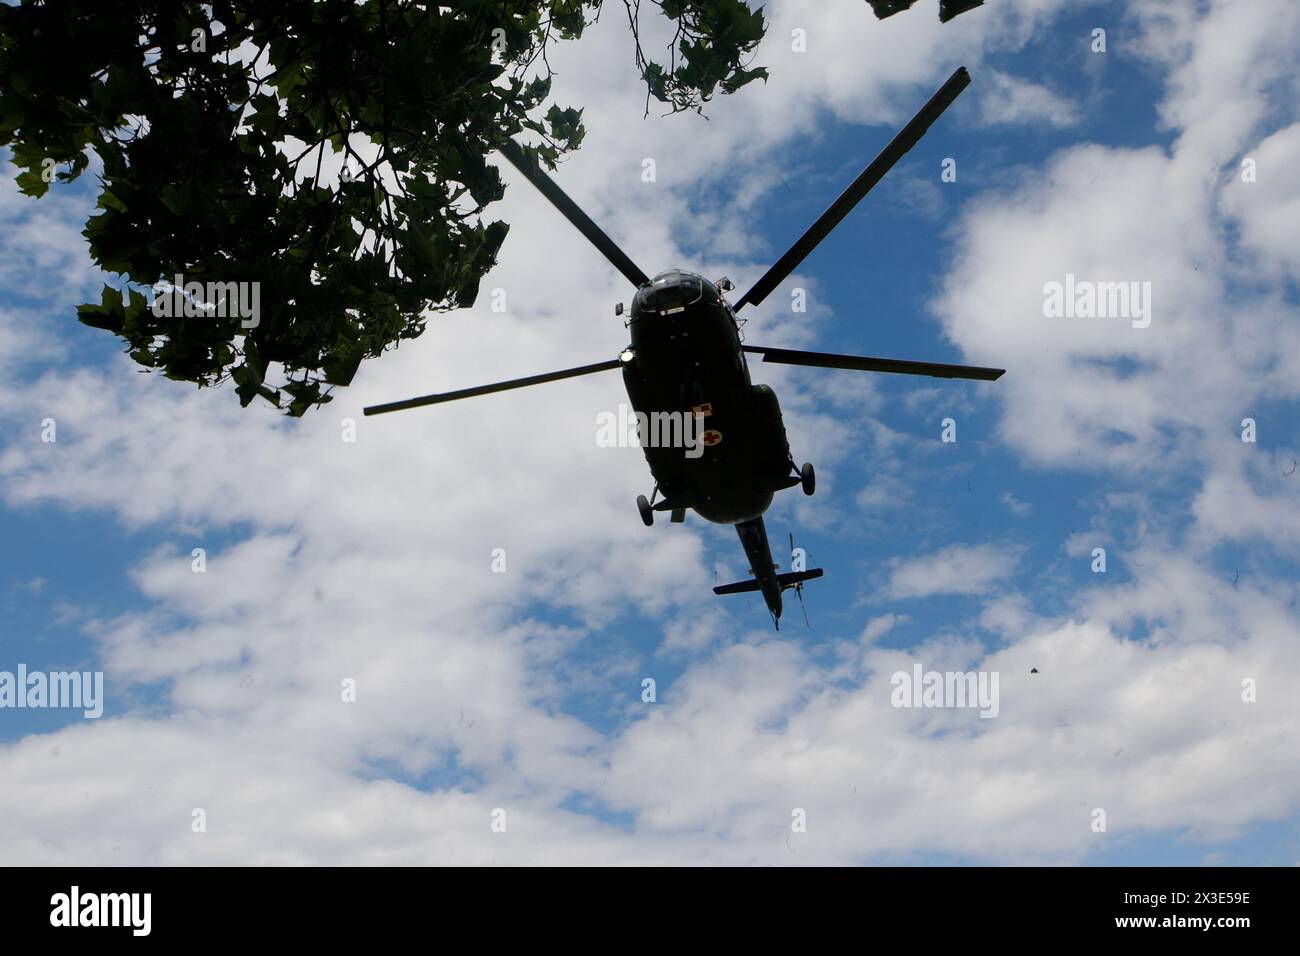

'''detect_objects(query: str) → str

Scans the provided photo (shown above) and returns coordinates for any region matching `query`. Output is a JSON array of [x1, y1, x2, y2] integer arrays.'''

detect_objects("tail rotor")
[[788, 532, 813, 628]]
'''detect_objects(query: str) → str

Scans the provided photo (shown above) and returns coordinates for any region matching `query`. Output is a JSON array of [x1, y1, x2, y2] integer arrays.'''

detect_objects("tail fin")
[[713, 568, 823, 596]]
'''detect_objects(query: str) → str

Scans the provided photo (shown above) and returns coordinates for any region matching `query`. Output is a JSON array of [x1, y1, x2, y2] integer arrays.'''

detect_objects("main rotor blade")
[[734, 67, 971, 310], [499, 140, 650, 288], [364, 358, 622, 416], [744, 345, 1004, 381]]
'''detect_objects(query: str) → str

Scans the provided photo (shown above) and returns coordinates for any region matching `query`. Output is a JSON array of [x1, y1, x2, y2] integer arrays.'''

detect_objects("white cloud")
[[977, 70, 1079, 128], [598, 612, 1300, 862], [1220, 122, 1300, 282], [886, 543, 1020, 598], [861, 613, 909, 643], [1000, 492, 1031, 516]]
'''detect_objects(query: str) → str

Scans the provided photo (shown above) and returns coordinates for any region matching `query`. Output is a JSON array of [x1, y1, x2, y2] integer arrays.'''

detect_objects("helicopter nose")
[[637, 272, 703, 316]]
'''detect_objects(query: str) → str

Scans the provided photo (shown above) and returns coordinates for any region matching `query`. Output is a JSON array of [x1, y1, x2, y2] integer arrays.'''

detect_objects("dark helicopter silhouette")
[[366, 67, 1004, 628]]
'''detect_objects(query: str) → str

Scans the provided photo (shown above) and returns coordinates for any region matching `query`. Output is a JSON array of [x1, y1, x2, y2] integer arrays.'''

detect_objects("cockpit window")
[[636, 271, 706, 315]]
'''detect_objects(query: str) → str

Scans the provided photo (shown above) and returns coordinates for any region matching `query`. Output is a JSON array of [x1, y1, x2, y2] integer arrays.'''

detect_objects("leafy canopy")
[[0, 0, 766, 414]]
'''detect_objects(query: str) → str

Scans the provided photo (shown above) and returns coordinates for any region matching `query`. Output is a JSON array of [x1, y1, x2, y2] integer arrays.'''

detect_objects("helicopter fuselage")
[[620, 270, 799, 526]]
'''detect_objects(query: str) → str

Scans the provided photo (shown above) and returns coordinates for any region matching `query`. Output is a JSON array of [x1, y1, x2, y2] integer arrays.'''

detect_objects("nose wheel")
[[637, 494, 654, 526], [800, 462, 816, 496]]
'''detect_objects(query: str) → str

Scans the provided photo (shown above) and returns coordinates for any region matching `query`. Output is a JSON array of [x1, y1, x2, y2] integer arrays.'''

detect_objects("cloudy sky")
[[2, 0, 1298, 865]]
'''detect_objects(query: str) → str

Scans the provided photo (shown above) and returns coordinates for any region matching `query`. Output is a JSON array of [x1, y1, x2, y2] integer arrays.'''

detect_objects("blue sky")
[[1, 0, 1298, 864]]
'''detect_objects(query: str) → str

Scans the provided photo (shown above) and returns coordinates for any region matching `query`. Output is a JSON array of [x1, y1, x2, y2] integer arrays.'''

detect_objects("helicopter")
[[365, 66, 1004, 629]]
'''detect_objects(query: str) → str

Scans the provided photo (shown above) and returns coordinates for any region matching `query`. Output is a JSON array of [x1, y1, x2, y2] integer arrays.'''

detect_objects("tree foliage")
[[0, 0, 766, 414]]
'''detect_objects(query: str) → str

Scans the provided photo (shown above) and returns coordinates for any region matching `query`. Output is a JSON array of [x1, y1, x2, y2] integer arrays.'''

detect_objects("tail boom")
[[714, 518, 823, 626]]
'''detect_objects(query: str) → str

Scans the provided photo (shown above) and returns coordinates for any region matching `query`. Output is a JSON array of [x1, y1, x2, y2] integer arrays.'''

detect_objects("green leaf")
[[3, 0, 768, 416]]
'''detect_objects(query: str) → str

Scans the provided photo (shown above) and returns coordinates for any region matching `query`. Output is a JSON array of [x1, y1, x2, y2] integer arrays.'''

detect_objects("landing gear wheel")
[[800, 462, 816, 496], [637, 494, 654, 526]]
